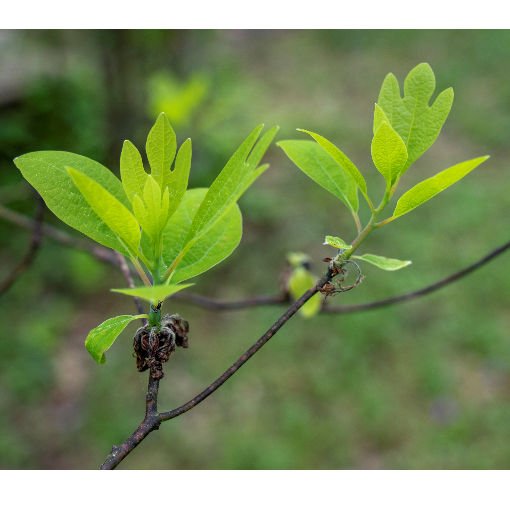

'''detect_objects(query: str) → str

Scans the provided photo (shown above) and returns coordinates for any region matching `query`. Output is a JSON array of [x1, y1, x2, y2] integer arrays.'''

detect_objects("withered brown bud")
[[133, 314, 190, 380]]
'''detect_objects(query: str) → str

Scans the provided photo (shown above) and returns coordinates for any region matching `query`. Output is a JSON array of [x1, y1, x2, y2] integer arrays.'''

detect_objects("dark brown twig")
[[174, 291, 288, 310], [99, 270, 333, 469], [0, 197, 45, 296]]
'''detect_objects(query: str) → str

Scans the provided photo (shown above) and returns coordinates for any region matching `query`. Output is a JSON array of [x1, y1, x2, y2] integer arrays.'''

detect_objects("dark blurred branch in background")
[[0, 195, 45, 296]]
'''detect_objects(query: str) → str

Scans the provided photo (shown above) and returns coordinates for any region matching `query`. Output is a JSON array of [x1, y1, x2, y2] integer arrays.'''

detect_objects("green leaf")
[[288, 267, 322, 318], [120, 140, 147, 203], [377, 63, 454, 169], [371, 121, 408, 185], [146, 112, 177, 188], [163, 188, 243, 283], [111, 283, 193, 304], [353, 254, 412, 271], [67, 167, 141, 255], [165, 138, 192, 219], [85, 314, 147, 364], [296, 129, 368, 197], [287, 252, 311, 269], [186, 124, 278, 241], [277, 140, 358, 213], [373, 103, 391, 134], [14, 151, 131, 255], [324, 235, 352, 250], [393, 156, 489, 219]]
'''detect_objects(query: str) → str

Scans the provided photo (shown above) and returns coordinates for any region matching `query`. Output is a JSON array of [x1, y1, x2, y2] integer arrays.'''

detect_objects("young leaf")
[[371, 122, 408, 185], [120, 140, 147, 203], [296, 129, 368, 197], [111, 283, 193, 304], [323, 235, 352, 250], [163, 188, 243, 283], [373, 103, 391, 134], [67, 167, 141, 255], [14, 151, 131, 255], [85, 314, 148, 364], [146, 112, 177, 188], [352, 254, 412, 271], [165, 138, 192, 219], [393, 156, 489, 219], [377, 63, 454, 169], [185, 125, 277, 241], [288, 267, 322, 318], [277, 140, 358, 213]]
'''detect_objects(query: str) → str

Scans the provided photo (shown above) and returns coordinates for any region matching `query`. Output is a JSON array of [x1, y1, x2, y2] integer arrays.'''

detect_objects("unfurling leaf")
[[85, 314, 148, 364], [371, 121, 408, 185], [67, 167, 141, 255], [377, 63, 454, 170], [146, 112, 177, 188], [111, 283, 193, 304], [393, 156, 489, 219], [277, 140, 358, 213], [288, 267, 322, 318], [14, 151, 131, 255], [323, 235, 352, 250], [120, 140, 147, 203], [352, 253, 412, 271]]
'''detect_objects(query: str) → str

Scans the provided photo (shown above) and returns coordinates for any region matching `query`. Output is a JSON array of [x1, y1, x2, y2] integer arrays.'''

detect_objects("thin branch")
[[322, 239, 510, 314], [99, 269, 333, 469], [0, 197, 45, 296], [173, 291, 288, 310]]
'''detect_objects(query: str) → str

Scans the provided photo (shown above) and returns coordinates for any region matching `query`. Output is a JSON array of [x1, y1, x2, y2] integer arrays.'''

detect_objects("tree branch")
[[0, 196, 45, 296], [99, 269, 333, 469]]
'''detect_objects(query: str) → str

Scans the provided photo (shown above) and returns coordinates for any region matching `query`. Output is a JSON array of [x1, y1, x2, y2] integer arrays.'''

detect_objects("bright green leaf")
[[163, 188, 243, 283], [371, 122, 408, 185], [377, 63, 454, 169], [353, 253, 412, 271], [120, 140, 147, 203], [393, 156, 489, 219], [85, 314, 147, 364], [146, 112, 177, 188], [324, 235, 352, 250], [296, 129, 368, 196], [165, 138, 192, 219], [67, 167, 141, 255], [186, 125, 277, 241], [373, 103, 391, 134], [277, 140, 358, 213], [288, 267, 322, 318], [14, 151, 130, 255], [111, 283, 193, 304]]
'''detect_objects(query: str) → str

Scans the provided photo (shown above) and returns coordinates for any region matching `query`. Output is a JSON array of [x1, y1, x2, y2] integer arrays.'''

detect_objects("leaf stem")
[[131, 257, 152, 287]]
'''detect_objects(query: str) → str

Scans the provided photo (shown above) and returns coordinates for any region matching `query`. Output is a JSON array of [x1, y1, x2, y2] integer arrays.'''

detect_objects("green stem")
[[131, 258, 152, 287]]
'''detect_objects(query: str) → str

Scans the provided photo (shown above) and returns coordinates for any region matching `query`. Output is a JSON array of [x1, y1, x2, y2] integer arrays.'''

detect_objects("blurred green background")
[[1, 30, 510, 469]]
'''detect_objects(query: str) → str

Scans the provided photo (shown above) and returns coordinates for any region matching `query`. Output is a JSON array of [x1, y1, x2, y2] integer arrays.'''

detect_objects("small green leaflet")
[[377, 63, 454, 170], [352, 254, 412, 271], [13, 151, 131, 255], [186, 124, 278, 241], [146, 112, 177, 188], [277, 140, 358, 213], [371, 122, 408, 185], [162, 188, 243, 283], [85, 314, 148, 364], [393, 156, 489, 219], [120, 140, 147, 203], [288, 267, 322, 318], [323, 235, 352, 250], [296, 129, 368, 197], [111, 283, 193, 304], [67, 167, 141, 255]]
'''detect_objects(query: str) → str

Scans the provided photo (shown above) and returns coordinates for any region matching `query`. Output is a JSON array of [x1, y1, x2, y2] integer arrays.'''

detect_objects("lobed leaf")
[[146, 112, 177, 188], [120, 140, 147, 203], [277, 140, 358, 213], [371, 122, 408, 185], [353, 253, 412, 271], [67, 167, 141, 255], [393, 156, 489, 219], [377, 63, 454, 170], [14, 151, 131, 255], [163, 188, 243, 283], [85, 314, 148, 364], [111, 283, 193, 304]]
